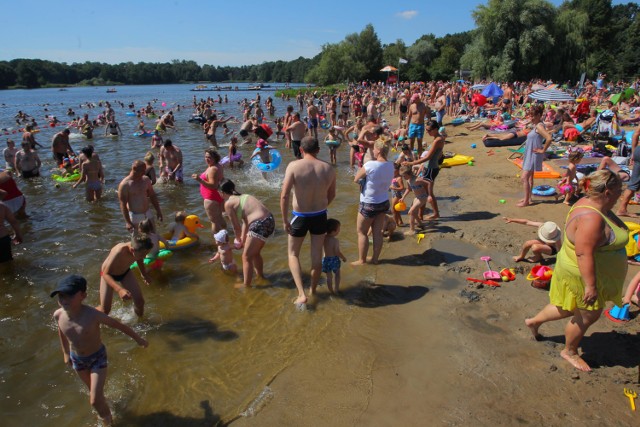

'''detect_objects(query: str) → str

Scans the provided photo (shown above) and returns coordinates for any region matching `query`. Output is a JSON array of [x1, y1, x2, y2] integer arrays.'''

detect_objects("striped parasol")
[[529, 89, 574, 102]]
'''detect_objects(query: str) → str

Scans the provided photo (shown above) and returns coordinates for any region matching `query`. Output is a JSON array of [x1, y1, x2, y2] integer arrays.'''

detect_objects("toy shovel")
[[481, 256, 501, 280], [624, 387, 637, 411]]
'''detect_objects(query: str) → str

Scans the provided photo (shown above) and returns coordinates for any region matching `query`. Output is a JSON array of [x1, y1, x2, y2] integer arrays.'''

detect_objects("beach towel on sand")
[[509, 157, 561, 179]]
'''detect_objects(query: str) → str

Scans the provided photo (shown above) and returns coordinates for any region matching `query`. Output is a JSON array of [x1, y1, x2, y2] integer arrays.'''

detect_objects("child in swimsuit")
[[503, 217, 562, 263], [557, 149, 584, 205], [52, 274, 148, 426], [227, 137, 244, 169], [168, 211, 197, 243], [399, 165, 428, 235], [137, 219, 169, 268], [209, 229, 238, 275], [390, 163, 405, 227], [321, 219, 347, 295]]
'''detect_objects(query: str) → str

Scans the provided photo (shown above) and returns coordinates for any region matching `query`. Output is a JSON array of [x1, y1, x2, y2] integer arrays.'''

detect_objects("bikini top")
[[236, 194, 248, 220]]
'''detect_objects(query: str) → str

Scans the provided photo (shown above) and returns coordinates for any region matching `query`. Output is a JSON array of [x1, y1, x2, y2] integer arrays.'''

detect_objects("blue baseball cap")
[[50, 275, 87, 297]]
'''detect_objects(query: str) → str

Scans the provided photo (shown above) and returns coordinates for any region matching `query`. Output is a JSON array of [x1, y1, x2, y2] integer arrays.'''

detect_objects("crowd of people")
[[4, 75, 640, 424]]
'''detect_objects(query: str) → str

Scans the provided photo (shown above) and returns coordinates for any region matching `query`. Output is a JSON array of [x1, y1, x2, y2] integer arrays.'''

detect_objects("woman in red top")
[[191, 149, 226, 234]]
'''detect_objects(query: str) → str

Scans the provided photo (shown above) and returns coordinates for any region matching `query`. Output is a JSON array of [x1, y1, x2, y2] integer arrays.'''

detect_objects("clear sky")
[[0, 0, 628, 66]]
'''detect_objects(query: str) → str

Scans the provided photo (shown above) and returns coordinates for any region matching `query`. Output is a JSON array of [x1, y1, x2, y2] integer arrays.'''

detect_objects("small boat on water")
[[106, 88, 117, 93], [248, 83, 271, 90], [190, 84, 212, 91]]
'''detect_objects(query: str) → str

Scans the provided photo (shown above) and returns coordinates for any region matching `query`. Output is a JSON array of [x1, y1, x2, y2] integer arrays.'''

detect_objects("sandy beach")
[[231, 117, 640, 426]]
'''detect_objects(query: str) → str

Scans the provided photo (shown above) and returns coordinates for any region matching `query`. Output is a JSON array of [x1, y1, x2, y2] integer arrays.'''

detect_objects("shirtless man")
[[15, 141, 41, 178], [406, 94, 429, 154], [283, 105, 294, 149], [97, 234, 153, 317], [22, 124, 43, 150], [239, 117, 257, 145], [73, 146, 104, 202], [307, 101, 320, 139], [118, 160, 163, 233], [287, 113, 307, 159], [281, 136, 336, 306], [389, 88, 398, 116], [51, 128, 75, 164], [159, 139, 183, 182]]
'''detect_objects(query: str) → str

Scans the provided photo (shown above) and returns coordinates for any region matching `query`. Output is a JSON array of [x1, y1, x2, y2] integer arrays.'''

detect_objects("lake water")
[[0, 83, 384, 426]]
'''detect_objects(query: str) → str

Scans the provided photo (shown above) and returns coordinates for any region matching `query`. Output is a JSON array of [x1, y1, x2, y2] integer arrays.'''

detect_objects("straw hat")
[[538, 222, 561, 244]]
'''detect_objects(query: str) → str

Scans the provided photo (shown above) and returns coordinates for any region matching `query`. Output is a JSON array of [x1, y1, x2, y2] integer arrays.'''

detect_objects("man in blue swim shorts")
[[281, 137, 336, 306], [307, 101, 320, 139], [406, 93, 429, 154]]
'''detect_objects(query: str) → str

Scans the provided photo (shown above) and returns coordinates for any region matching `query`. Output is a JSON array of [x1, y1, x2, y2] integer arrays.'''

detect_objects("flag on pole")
[[399, 58, 408, 64]]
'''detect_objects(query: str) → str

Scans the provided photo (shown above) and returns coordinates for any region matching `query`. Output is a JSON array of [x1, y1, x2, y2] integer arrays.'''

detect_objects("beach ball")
[[394, 201, 407, 212], [161, 102, 167, 107]]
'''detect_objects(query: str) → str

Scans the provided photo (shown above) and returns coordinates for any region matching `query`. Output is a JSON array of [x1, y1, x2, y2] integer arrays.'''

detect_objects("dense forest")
[[1, 0, 638, 89]]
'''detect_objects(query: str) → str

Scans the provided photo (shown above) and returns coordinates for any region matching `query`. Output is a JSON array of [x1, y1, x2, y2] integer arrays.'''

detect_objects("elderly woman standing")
[[518, 105, 553, 207], [192, 148, 226, 234], [220, 179, 275, 288], [525, 170, 628, 372], [352, 138, 394, 265]]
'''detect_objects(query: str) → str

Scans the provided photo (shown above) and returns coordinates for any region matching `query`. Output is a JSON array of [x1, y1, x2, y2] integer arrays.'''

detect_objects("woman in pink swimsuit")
[[192, 149, 226, 234]]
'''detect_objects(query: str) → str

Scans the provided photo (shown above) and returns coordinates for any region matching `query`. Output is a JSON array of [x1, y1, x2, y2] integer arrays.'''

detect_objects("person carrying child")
[[98, 234, 153, 317], [504, 217, 562, 263], [209, 229, 238, 275], [52, 274, 148, 426], [399, 165, 428, 235], [167, 211, 197, 244], [320, 218, 347, 295], [557, 148, 584, 205]]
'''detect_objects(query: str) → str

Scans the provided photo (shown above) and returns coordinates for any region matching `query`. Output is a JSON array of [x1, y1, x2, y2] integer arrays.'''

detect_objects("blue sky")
[[0, 0, 627, 66]]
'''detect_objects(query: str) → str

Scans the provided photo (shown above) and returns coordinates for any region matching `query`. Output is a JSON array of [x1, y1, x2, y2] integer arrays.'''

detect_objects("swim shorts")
[[322, 256, 341, 273], [627, 146, 640, 191], [70, 345, 108, 372], [239, 129, 249, 137], [248, 214, 275, 241], [359, 200, 390, 219], [291, 140, 302, 159], [165, 166, 184, 182], [307, 118, 318, 129], [289, 210, 327, 237], [408, 123, 424, 139], [0, 234, 12, 263], [421, 168, 440, 182], [3, 195, 25, 214], [53, 152, 65, 164], [21, 169, 40, 179], [87, 181, 102, 191], [129, 209, 153, 226]]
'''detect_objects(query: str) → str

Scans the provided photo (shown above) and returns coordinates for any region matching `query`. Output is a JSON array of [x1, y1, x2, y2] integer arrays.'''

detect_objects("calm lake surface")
[[0, 83, 379, 426]]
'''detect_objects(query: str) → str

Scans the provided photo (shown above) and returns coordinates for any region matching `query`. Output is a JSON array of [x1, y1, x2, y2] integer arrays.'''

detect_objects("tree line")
[[2, 0, 638, 89]]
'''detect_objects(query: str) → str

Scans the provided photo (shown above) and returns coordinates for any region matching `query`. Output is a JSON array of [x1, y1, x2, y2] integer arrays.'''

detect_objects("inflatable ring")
[[52, 172, 81, 182], [159, 215, 203, 250], [325, 140, 341, 147], [320, 119, 330, 130], [252, 149, 282, 172], [220, 153, 243, 165], [125, 112, 137, 116], [532, 185, 556, 196], [130, 249, 173, 270], [133, 131, 153, 137]]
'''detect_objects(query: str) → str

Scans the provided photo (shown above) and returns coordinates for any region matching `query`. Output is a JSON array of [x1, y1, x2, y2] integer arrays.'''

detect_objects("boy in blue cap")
[[52, 274, 148, 425]]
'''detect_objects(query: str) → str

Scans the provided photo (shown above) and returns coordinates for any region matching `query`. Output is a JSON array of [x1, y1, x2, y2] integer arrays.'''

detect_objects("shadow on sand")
[[117, 400, 224, 426], [344, 281, 429, 308]]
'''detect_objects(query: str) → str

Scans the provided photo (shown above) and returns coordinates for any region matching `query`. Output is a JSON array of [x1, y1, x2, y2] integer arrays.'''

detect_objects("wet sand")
[[232, 117, 640, 426]]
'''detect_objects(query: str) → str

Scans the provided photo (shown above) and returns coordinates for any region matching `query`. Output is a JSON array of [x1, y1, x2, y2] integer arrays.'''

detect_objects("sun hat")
[[538, 222, 561, 244], [50, 274, 87, 297], [214, 229, 228, 243]]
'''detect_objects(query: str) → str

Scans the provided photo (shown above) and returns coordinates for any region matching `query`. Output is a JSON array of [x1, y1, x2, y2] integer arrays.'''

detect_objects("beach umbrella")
[[481, 82, 504, 98], [471, 84, 486, 90], [472, 93, 487, 106], [528, 89, 574, 102], [380, 65, 398, 72], [545, 83, 558, 90], [532, 83, 546, 91]]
